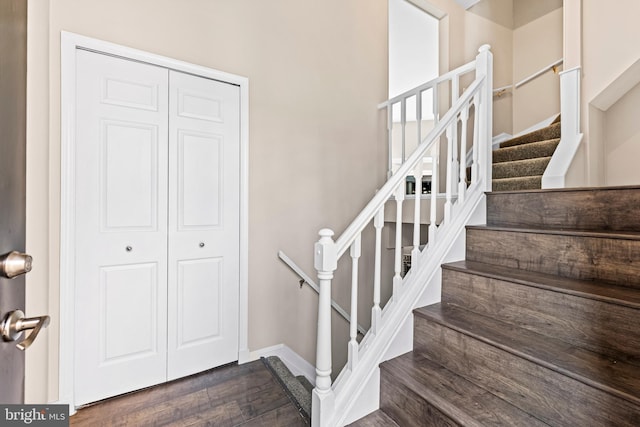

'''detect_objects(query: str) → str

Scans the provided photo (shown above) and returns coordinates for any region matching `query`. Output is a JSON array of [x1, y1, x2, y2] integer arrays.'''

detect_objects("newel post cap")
[[314, 229, 337, 273], [478, 44, 491, 53]]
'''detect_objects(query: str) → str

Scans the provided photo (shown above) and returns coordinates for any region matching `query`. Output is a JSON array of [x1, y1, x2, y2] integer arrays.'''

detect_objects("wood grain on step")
[[487, 186, 640, 231], [413, 305, 640, 426], [466, 226, 640, 288], [442, 261, 640, 364], [380, 352, 549, 427], [347, 409, 400, 426]]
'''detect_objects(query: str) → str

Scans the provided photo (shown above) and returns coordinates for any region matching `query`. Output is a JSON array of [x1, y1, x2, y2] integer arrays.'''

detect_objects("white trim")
[[513, 114, 559, 137], [59, 31, 249, 409], [542, 67, 581, 189], [589, 60, 640, 111], [405, 0, 446, 19], [245, 344, 316, 385]]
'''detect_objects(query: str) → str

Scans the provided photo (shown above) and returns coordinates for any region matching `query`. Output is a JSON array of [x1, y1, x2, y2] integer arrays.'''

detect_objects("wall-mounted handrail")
[[278, 251, 366, 336], [515, 58, 563, 89], [491, 58, 563, 99], [311, 45, 493, 427]]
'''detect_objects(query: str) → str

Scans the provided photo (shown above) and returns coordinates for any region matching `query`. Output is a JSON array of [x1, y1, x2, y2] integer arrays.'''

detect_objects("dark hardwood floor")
[[70, 360, 308, 426]]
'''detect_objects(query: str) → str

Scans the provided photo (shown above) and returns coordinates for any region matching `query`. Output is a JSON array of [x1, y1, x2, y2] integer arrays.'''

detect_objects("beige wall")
[[24, 0, 525, 404], [580, 0, 640, 186], [512, 8, 562, 133], [604, 82, 640, 185], [429, 0, 513, 135], [25, 0, 388, 403]]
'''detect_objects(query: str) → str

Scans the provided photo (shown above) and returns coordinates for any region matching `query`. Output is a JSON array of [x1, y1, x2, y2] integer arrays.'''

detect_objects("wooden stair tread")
[[442, 260, 640, 309], [347, 409, 399, 426], [414, 303, 640, 406], [467, 224, 640, 241], [380, 352, 549, 427]]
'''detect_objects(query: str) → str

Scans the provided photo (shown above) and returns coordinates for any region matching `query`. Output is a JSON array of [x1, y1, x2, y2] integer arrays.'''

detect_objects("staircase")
[[491, 116, 561, 191], [352, 186, 640, 426]]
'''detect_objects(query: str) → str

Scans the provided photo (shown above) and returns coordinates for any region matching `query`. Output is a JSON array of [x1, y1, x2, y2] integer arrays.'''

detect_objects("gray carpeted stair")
[[492, 116, 560, 191], [262, 356, 312, 424]]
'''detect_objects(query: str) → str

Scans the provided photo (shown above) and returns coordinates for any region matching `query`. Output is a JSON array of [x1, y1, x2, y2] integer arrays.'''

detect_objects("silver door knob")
[[0, 309, 50, 351], [0, 251, 33, 279]]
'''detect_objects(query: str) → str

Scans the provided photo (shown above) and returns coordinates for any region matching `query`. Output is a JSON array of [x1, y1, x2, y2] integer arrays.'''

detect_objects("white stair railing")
[[385, 51, 481, 179], [311, 45, 493, 427]]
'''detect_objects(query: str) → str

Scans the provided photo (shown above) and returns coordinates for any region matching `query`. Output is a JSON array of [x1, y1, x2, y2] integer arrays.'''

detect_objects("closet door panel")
[[74, 50, 169, 405], [167, 71, 240, 380]]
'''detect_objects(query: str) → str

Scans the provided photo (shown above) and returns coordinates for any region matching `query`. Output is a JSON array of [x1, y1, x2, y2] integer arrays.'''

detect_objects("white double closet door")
[[74, 50, 240, 405]]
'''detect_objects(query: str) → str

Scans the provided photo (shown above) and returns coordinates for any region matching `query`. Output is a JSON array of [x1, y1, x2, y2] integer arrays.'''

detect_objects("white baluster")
[[393, 184, 405, 295], [458, 105, 469, 202], [312, 229, 336, 427], [411, 160, 423, 269], [371, 209, 384, 334], [429, 143, 439, 244], [387, 104, 393, 179], [452, 74, 460, 103], [401, 99, 407, 163], [416, 91, 422, 145], [471, 94, 480, 184], [444, 123, 454, 222], [348, 234, 361, 371], [451, 76, 460, 197], [433, 85, 439, 125]]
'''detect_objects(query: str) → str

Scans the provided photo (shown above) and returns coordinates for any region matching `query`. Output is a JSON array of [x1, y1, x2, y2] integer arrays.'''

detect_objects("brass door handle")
[[0, 310, 50, 350], [0, 251, 33, 278]]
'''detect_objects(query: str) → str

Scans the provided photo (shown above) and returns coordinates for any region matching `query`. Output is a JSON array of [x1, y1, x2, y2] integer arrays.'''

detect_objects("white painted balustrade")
[[311, 45, 493, 427]]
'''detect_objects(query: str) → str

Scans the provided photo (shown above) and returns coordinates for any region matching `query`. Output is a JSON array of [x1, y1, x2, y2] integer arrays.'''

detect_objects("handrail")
[[311, 45, 493, 427], [278, 251, 366, 336], [492, 58, 563, 98], [378, 60, 476, 109], [515, 58, 563, 89], [335, 76, 485, 259]]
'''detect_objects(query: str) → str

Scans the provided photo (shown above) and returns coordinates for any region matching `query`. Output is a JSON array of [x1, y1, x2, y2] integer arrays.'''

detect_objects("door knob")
[[1, 310, 50, 350], [0, 251, 33, 278]]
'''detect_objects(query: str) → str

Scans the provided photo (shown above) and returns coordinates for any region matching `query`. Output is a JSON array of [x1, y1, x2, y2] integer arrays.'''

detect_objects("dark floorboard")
[[70, 360, 308, 426]]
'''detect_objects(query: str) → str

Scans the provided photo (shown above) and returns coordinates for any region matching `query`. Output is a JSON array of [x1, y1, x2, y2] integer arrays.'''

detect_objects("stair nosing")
[[414, 304, 640, 407], [492, 175, 542, 181], [493, 156, 552, 167], [442, 260, 640, 310], [466, 225, 640, 241], [485, 184, 640, 195]]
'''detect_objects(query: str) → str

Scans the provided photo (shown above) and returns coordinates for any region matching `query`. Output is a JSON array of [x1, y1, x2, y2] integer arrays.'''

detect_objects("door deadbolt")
[[1, 310, 50, 351], [0, 251, 33, 279]]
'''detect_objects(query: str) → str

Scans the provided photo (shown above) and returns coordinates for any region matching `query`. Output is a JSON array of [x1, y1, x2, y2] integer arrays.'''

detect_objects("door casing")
[[60, 32, 250, 410]]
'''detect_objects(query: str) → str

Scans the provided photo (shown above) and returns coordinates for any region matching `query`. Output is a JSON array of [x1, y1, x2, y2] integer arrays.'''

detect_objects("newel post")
[[312, 228, 337, 427], [475, 44, 493, 192]]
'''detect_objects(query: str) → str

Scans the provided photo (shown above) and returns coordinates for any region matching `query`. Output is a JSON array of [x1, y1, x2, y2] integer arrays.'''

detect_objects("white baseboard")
[[514, 113, 559, 137], [241, 344, 316, 385]]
